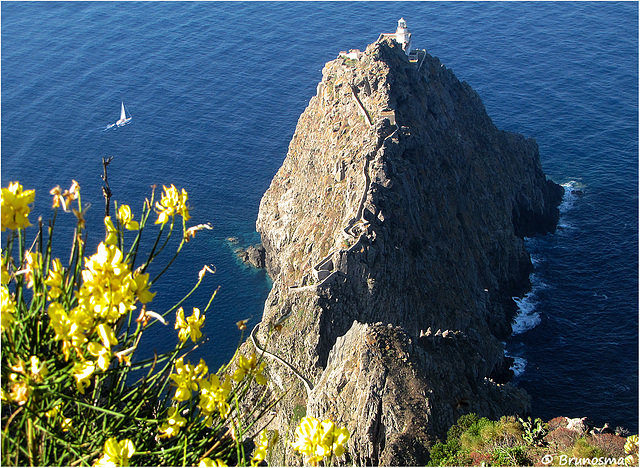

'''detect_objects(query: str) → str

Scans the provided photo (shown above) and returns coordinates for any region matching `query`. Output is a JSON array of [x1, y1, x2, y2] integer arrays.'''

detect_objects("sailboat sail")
[[104, 101, 131, 130], [114, 101, 131, 127]]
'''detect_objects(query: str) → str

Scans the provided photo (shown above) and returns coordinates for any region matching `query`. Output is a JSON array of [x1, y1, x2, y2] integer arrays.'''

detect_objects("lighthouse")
[[378, 18, 414, 56], [395, 18, 412, 55]]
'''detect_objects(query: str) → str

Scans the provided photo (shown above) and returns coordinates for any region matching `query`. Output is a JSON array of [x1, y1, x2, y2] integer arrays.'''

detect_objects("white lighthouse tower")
[[395, 18, 412, 55]]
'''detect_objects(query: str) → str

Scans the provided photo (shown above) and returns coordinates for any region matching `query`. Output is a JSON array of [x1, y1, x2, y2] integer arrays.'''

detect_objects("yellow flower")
[[251, 429, 278, 466], [45, 404, 62, 419], [117, 204, 139, 230], [28, 355, 47, 382], [61, 417, 73, 432], [332, 426, 350, 457], [50, 181, 79, 212], [104, 216, 118, 246], [88, 342, 112, 371], [44, 258, 65, 299], [232, 353, 267, 385], [1, 258, 11, 284], [79, 242, 136, 323], [625, 435, 639, 466], [45, 404, 73, 431], [93, 437, 135, 467], [97, 323, 118, 348], [292, 417, 350, 466], [7, 361, 33, 405], [73, 360, 95, 394], [175, 307, 205, 343], [292, 416, 322, 465], [8, 380, 31, 406], [23, 251, 42, 289], [198, 373, 232, 421], [199, 458, 227, 467], [169, 357, 208, 401], [158, 406, 187, 438], [47, 301, 89, 360], [1, 285, 16, 332], [132, 272, 155, 304], [155, 184, 190, 225], [1, 181, 35, 231]]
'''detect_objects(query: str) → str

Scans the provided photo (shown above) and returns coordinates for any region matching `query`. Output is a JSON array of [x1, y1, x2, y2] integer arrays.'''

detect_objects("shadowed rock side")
[[244, 37, 563, 465]]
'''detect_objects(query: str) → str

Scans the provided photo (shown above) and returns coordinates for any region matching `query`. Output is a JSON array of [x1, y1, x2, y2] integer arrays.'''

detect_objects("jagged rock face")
[[307, 322, 530, 466], [249, 38, 563, 465]]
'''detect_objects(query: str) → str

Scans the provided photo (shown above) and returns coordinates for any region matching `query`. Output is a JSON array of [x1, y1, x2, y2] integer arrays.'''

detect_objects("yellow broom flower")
[[1, 181, 35, 231]]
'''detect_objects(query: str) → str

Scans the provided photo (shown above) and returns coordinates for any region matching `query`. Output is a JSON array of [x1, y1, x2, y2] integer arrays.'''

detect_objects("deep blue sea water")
[[2, 2, 637, 433]]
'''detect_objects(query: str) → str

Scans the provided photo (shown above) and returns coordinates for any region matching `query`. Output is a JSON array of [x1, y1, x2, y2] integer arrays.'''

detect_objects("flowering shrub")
[[291, 416, 350, 466], [625, 434, 639, 466], [0, 180, 284, 466]]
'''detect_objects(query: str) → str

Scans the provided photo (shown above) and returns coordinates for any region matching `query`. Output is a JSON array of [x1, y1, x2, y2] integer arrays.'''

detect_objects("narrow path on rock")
[[256, 82, 400, 394], [250, 322, 314, 395]]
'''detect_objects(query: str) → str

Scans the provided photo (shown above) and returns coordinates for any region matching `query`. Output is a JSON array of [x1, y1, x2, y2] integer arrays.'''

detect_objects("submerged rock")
[[243, 35, 563, 465], [236, 243, 266, 269]]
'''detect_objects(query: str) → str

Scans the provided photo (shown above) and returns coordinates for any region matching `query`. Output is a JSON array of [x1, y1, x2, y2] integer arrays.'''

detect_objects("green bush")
[[568, 438, 607, 459], [460, 417, 496, 453], [491, 445, 530, 466], [428, 414, 479, 466], [429, 413, 530, 466], [428, 438, 464, 467]]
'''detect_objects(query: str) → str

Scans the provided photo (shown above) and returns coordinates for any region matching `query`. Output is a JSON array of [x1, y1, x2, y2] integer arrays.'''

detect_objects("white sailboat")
[[115, 102, 131, 127]]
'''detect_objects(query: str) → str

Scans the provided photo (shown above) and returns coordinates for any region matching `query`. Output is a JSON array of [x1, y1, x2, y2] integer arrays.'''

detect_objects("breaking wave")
[[511, 272, 546, 335]]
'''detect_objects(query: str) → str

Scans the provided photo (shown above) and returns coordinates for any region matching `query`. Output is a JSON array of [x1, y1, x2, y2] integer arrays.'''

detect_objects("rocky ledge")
[[242, 36, 563, 465]]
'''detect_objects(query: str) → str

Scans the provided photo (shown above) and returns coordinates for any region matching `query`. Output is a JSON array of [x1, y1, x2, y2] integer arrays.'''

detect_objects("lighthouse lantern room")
[[394, 18, 412, 55]]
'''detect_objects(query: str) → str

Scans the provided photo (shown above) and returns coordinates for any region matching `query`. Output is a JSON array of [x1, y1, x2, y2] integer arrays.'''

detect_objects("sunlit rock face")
[[247, 37, 563, 466]]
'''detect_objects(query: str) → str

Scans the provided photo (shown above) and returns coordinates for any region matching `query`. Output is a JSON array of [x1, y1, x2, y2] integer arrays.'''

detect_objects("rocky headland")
[[242, 35, 564, 465]]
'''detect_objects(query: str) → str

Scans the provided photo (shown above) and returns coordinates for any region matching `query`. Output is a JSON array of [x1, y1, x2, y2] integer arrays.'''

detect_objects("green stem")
[[27, 417, 34, 466]]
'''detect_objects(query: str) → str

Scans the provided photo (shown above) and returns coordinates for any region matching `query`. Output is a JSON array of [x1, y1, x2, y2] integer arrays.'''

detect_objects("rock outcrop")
[[236, 244, 266, 269], [243, 36, 563, 465]]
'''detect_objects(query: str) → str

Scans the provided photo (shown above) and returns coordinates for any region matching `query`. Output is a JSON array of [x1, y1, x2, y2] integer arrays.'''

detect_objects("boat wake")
[[102, 102, 132, 131]]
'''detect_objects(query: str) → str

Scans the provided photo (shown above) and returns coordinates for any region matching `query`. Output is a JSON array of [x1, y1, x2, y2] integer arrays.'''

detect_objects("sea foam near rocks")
[[512, 272, 546, 335]]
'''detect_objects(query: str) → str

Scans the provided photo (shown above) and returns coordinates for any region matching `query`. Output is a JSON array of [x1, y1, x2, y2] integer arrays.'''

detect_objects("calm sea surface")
[[2, 2, 637, 432]]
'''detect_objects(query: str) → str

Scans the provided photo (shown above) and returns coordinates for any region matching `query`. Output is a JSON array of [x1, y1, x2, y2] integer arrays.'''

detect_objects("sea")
[[2, 2, 637, 433]]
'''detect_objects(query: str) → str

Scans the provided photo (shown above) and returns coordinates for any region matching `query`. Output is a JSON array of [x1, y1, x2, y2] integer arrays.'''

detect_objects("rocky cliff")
[[244, 37, 563, 465]]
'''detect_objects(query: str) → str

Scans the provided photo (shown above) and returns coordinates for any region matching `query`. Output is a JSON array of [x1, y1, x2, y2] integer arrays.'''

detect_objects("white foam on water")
[[511, 293, 540, 334], [554, 180, 584, 230], [559, 180, 584, 214], [511, 356, 527, 377], [511, 273, 547, 335], [529, 251, 543, 267], [510, 179, 581, 337], [504, 347, 527, 377]]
